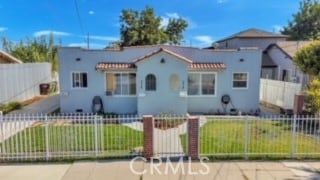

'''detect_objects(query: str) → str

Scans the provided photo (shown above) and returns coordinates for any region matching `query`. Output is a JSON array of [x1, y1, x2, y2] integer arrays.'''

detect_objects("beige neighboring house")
[[263, 41, 311, 86], [0, 50, 23, 64]]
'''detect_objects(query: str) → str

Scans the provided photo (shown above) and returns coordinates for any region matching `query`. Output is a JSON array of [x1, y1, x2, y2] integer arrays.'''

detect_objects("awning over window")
[[189, 63, 226, 70], [96, 63, 136, 70], [96, 62, 226, 71]]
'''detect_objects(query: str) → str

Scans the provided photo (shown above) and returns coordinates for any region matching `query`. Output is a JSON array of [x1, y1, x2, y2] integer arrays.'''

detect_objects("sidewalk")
[[1, 161, 320, 180], [7, 94, 59, 115]]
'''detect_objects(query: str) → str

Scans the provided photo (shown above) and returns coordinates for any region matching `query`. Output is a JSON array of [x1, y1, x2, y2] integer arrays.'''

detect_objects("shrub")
[[7, 102, 22, 111], [0, 102, 22, 114], [305, 78, 320, 115]]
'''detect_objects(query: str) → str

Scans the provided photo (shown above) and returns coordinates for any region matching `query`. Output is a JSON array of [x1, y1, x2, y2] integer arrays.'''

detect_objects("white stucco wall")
[[136, 52, 188, 115]]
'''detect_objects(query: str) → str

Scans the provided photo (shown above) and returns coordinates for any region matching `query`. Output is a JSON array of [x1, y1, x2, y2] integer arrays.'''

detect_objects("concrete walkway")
[[7, 94, 59, 115], [1, 161, 320, 180], [123, 116, 208, 158]]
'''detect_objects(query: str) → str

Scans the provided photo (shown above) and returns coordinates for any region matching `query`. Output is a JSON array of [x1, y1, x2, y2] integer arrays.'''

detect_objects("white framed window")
[[146, 74, 156, 91], [233, 72, 248, 88], [188, 73, 216, 96], [72, 72, 88, 88], [106, 72, 136, 96]]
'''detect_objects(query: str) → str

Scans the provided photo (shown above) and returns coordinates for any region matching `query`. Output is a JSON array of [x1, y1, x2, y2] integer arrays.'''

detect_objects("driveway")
[[0, 94, 60, 144], [7, 94, 59, 115]]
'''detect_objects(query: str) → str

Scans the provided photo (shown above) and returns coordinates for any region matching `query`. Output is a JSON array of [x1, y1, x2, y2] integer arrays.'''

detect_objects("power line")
[[74, 0, 85, 34], [74, 0, 88, 47]]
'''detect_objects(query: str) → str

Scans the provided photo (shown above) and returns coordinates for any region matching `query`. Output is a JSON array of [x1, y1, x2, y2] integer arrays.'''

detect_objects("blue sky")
[[0, 0, 299, 48]]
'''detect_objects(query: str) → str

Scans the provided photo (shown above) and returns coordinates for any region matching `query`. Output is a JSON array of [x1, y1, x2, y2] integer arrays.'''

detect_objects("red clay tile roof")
[[96, 63, 136, 70], [96, 62, 226, 70], [190, 63, 226, 70], [133, 47, 193, 64]]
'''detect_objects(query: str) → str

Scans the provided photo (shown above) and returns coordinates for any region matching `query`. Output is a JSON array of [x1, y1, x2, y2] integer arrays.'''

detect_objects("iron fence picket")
[[2, 113, 320, 161]]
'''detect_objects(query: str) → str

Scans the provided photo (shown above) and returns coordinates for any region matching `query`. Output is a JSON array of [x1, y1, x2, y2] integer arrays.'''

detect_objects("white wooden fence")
[[260, 79, 302, 109], [0, 63, 52, 104]]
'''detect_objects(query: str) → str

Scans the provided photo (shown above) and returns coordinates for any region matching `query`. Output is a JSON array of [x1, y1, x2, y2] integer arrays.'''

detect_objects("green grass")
[[0, 101, 22, 114], [0, 124, 143, 155], [181, 118, 320, 158]]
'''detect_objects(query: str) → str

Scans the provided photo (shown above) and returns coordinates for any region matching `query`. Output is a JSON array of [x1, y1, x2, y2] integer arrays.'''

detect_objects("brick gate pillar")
[[188, 116, 199, 160], [143, 115, 154, 159]]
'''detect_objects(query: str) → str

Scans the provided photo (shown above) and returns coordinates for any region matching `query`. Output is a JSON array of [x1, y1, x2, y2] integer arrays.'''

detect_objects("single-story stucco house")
[[58, 45, 262, 115]]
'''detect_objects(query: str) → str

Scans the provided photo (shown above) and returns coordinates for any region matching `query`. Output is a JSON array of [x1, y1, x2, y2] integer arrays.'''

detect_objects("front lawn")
[[181, 118, 320, 158], [0, 124, 143, 156]]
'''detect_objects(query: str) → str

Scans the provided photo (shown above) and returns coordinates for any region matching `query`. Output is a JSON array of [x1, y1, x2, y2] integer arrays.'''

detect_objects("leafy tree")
[[282, 0, 320, 40], [304, 78, 320, 114], [120, 6, 188, 46], [1, 34, 59, 71], [294, 40, 320, 76], [166, 18, 188, 45]]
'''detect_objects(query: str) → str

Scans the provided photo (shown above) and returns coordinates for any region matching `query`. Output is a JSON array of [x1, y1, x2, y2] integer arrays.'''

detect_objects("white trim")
[[104, 71, 137, 97], [71, 71, 89, 89], [232, 72, 249, 89], [187, 72, 217, 97]]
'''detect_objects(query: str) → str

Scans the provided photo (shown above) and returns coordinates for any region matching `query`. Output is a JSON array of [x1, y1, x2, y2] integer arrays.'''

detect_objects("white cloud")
[[68, 42, 106, 49], [33, 30, 71, 37], [88, 10, 95, 15], [194, 35, 215, 46], [0, 27, 8, 32], [217, 0, 228, 4], [161, 12, 197, 29], [273, 25, 284, 33], [166, 13, 179, 19], [160, 17, 169, 27], [83, 35, 118, 41]]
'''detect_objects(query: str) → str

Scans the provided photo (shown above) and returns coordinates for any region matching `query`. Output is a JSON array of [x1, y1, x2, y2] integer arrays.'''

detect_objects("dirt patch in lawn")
[[154, 119, 186, 130], [21, 96, 46, 106]]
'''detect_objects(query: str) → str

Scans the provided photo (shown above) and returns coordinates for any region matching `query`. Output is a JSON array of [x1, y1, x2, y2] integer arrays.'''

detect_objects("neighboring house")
[[211, 28, 289, 79], [58, 45, 262, 115], [262, 41, 310, 86], [210, 28, 310, 111], [214, 28, 288, 50], [0, 50, 23, 64]]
